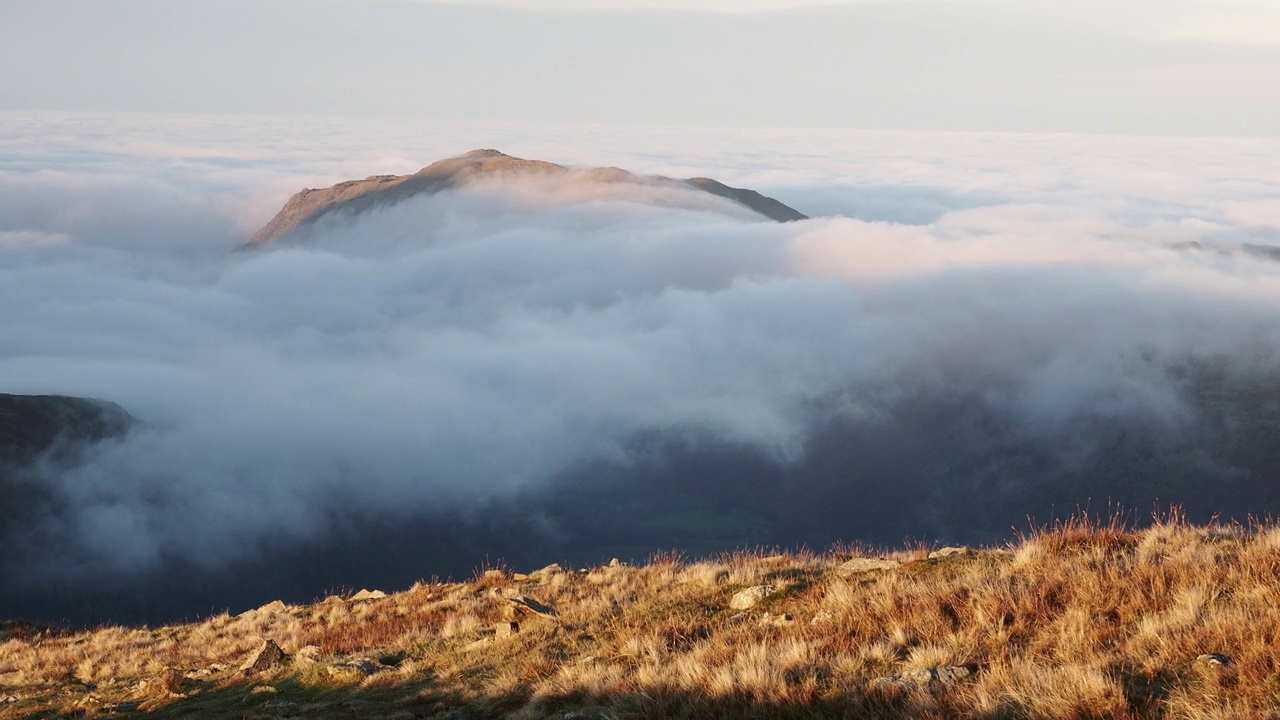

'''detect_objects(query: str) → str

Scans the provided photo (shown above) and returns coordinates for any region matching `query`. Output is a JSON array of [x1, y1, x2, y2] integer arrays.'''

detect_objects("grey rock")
[[240, 640, 286, 676], [871, 665, 978, 692], [835, 557, 901, 577], [729, 585, 775, 610], [929, 547, 974, 559], [503, 595, 559, 620], [332, 657, 391, 676], [1196, 653, 1231, 667]]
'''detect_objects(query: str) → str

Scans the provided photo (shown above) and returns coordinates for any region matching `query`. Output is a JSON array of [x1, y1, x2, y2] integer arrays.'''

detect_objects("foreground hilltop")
[[2, 515, 1276, 719], [252, 149, 808, 244]]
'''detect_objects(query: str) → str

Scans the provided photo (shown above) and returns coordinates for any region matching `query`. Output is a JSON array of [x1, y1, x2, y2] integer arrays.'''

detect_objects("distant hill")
[[0, 394, 132, 467], [251, 149, 807, 244]]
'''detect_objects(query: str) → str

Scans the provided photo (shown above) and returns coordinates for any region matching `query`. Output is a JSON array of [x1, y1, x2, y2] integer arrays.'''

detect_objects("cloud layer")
[[2, 115, 1280, 619]]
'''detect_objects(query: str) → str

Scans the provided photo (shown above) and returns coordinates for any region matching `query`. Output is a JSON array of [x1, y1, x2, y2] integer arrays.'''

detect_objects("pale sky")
[[2, 0, 1279, 134]]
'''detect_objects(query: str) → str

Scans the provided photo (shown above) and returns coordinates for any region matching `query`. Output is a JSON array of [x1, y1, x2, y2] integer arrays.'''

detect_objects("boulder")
[[240, 640, 286, 677], [349, 589, 387, 602], [293, 646, 323, 665], [729, 585, 775, 610], [503, 595, 559, 621], [835, 557, 900, 577]]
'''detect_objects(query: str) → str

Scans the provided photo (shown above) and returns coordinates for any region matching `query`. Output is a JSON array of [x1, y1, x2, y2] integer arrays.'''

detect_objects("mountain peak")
[[251, 151, 806, 244]]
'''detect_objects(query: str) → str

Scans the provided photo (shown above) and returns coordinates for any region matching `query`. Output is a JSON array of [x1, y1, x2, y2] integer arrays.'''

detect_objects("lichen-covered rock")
[[835, 557, 900, 577], [331, 657, 391, 676], [928, 547, 974, 559], [870, 665, 978, 693], [729, 585, 775, 610], [240, 640, 286, 677]]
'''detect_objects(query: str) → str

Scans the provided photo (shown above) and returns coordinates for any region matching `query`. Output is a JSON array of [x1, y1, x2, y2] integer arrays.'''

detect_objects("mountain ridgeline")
[[251, 149, 807, 245]]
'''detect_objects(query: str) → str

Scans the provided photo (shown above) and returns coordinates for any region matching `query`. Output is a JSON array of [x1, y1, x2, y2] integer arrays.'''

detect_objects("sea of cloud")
[[2, 112, 1279, 586]]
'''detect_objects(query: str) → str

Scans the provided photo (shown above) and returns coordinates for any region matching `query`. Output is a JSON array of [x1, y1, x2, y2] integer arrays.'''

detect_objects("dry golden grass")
[[3, 513, 1280, 719]]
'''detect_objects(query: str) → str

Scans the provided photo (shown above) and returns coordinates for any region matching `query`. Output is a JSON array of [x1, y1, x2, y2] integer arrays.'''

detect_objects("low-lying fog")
[[3, 114, 1279, 624]]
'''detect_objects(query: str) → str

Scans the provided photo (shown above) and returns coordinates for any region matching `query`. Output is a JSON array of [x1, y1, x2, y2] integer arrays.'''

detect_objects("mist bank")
[[2, 121, 1279, 625]]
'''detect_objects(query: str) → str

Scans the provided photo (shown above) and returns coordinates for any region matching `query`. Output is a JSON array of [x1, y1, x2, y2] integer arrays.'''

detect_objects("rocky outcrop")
[[240, 640, 286, 677], [251, 149, 807, 244]]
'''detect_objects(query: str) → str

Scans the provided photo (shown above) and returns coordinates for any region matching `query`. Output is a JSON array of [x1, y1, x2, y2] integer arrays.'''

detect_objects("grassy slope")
[[2, 514, 1279, 719]]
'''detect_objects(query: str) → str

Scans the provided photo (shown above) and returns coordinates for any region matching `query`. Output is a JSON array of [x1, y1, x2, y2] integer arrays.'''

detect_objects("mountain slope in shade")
[[0, 394, 133, 467], [251, 149, 807, 244]]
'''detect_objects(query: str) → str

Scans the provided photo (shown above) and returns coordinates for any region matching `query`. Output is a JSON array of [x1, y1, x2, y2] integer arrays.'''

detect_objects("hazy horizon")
[[3, 0, 1279, 135]]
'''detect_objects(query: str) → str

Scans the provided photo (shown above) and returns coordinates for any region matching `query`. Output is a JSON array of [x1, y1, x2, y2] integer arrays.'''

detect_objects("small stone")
[[495, 621, 520, 638], [870, 665, 978, 693], [1, 695, 17, 704], [609, 558, 623, 567], [1196, 653, 1231, 667], [257, 600, 287, 612], [759, 612, 795, 626], [513, 573, 532, 582], [332, 657, 391, 676], [250, 685, 278, 695], [240, 640, 286, 677], [836, 557, 900, 577], [928, 547, 973, 560], [483, 569, 506, 580], [729, 585, 775, 610], [349, 589, 387, 602]]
